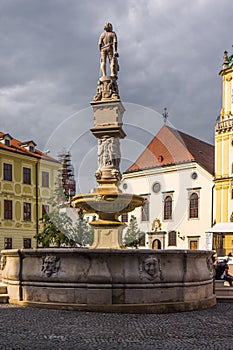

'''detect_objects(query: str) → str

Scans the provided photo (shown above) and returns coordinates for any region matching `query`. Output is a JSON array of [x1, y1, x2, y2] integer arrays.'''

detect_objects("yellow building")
[[0, 132, 60, 251], [214, 50, 233, 254]]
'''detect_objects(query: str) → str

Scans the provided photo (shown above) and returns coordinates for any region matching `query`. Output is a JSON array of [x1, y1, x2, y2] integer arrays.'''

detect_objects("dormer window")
[[0, 133, 12, 147], [19, 140, 37, 153]]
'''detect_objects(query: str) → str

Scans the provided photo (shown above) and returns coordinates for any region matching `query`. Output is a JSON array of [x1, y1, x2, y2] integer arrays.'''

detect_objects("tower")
[[214, 50, 233, 253]]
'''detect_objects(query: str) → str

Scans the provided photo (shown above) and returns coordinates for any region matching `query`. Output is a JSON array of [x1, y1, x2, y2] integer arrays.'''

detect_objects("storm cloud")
[[0, 0, 232, 191]]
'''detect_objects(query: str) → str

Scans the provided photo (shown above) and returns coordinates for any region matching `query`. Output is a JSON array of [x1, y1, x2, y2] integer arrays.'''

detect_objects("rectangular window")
[[121, 212, 128, 222], [42, 171, 49, 187], [139, 232, 146, 247], [141, 199, 149, 222], [5, 139, 10, 146], [168, 231, 177, 246], [23, 167, 31, 184], [4, 237, 12, 249], [4, 200, 12, 220], [23, 238, 32, 249], [24, 202, 31, 221], [3, 163, 12, 181]]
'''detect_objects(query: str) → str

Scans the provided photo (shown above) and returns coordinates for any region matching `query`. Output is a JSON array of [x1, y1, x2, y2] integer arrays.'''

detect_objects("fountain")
[[1, 23, 216, 313], [72, 22, 145, 248]]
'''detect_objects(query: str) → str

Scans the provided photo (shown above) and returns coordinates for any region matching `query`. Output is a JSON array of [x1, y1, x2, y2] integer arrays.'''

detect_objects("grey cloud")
[[0, 0, 233, 178]]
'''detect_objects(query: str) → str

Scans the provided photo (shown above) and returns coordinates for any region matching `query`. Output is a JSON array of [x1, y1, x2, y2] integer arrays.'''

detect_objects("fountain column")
[[72, 23, 145, 248]]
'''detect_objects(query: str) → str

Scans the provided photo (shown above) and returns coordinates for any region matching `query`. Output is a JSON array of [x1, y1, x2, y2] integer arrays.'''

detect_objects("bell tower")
[[215, 50, 233, 224]]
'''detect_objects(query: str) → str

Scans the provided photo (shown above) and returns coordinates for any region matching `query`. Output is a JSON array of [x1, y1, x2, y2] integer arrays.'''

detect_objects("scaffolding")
[[57, 151, 76, 200]]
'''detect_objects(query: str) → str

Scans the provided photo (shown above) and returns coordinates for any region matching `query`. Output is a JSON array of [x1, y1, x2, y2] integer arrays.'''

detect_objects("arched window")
[[168, 231, 177, 246], [189, 192, 198, 219], [164, 195, 172, 220]]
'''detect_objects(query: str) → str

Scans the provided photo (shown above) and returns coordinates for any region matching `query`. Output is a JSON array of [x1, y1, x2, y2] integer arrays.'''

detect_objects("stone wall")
[[1, 248, 216, 313]]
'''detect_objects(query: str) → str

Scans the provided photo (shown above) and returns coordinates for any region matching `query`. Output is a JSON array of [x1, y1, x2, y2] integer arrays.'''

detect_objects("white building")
[[121, 125, 214, 250]]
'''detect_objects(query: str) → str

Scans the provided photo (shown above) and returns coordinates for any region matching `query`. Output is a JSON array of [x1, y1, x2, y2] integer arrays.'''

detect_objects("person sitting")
[[215, 259, 227, 280], [215, 259, 233, 286], [221, 264, 233, 286]]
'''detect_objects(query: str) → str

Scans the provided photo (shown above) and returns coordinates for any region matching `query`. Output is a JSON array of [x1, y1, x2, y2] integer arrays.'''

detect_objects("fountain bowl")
[[1, 248, 216, 313]]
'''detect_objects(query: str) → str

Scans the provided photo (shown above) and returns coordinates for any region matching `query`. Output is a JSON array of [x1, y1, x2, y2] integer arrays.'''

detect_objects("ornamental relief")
[[41, 255, 60, 277], [97, 136, 121, 169], [139, 256, 163, 282], [206, 256, 214, 277]]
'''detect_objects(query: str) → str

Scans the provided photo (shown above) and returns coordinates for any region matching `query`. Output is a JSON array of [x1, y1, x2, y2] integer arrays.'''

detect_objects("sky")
[[1, 0, 233, 192]]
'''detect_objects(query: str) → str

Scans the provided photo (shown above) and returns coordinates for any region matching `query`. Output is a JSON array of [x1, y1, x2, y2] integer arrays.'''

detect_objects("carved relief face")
[[139, 256, 162, 281], [144, 257, 158, 276], [42, 255, 60, 277]]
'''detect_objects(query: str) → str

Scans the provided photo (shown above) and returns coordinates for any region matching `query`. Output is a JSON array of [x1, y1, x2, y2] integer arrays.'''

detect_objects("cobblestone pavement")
[[0, 303, 232, 350]]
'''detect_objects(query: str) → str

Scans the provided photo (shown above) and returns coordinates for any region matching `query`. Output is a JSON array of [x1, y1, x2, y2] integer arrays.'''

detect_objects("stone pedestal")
[[91, 100, 125, 132], [90, 99, 126, 191], [91, 224, 125, 249]]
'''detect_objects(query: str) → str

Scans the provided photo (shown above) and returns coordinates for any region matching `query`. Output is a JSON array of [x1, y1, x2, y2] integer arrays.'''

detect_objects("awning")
[[207, 222, 233, 233]]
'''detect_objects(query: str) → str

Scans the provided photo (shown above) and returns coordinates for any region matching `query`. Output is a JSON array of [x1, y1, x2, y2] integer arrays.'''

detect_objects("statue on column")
[[93, 23, 120, 102], [98, 22, 119, 78]]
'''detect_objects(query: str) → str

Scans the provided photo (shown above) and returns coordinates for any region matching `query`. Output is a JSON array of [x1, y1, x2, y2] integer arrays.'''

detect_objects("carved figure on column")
[[98, 22, 119, 78], [93, 23, 120, 102], [109, 137, 121, 168], [97, 136, 121, 169], [97, 138, 105, 169]]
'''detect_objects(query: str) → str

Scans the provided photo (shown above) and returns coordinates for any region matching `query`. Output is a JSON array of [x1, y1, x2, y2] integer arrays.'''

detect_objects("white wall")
[[122, 162, 213, 250]]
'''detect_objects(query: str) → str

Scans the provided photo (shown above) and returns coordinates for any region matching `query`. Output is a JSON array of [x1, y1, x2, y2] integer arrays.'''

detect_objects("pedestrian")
[[221, 263, 233, 286], [215, 258, 233, 286]]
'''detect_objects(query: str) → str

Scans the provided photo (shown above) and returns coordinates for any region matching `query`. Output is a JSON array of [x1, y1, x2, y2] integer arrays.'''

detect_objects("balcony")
[[216, 118, 233, 132]]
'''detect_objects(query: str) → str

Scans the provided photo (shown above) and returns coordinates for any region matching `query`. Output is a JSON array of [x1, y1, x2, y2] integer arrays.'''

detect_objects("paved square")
[[0, 302, 232, 349]]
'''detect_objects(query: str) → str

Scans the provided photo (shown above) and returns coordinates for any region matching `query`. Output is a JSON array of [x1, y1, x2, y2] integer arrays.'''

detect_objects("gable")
[[125, 125, 214, 175]]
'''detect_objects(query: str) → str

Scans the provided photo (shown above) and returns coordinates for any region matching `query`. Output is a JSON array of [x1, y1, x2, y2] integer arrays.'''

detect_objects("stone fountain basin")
[[1, 248, 216, 313], [72, 192, 145, 216]]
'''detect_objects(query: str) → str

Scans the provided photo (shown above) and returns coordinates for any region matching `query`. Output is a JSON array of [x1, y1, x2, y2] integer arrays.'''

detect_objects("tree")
[[35, 186, 76, 247], [35, 185, 95, 248], [35, 212, 76, 247], [123, 215, 141, 248], [73, 210, 94, 247]]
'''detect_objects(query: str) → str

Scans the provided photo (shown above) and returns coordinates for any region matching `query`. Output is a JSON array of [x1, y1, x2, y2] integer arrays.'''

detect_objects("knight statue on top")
[[93, 22, 120, 101], [99, 22, 119, 77]]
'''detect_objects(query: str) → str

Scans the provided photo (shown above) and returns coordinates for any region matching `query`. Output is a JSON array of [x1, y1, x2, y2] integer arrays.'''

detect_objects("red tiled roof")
[[0, 131, 59, 163], [125, 125, 214, 175]]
